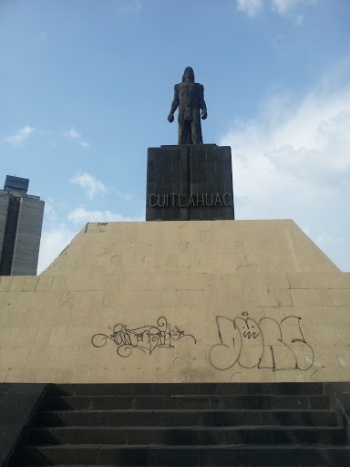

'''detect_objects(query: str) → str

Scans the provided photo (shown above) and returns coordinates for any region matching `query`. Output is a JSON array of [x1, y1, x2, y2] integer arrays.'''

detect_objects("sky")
[[1, 0, 350, 273]]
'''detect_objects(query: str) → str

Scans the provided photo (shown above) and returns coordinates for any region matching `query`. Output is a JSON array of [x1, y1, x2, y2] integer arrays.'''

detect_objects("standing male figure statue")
[[167, 67, 207, 144]]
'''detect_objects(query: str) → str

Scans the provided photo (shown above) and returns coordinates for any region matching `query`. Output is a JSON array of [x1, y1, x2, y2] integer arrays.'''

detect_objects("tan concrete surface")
[[0, 220, 349, 384]]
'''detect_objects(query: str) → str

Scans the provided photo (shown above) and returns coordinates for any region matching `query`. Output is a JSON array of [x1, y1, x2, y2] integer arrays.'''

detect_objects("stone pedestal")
[[146, 144, 234, 221]]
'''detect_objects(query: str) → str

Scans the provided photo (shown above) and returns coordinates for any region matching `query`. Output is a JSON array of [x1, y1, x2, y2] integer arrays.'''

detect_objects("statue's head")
[[182, 67, 194, 83]]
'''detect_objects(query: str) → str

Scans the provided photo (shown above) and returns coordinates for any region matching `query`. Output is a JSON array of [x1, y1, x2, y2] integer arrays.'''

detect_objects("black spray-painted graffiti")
[[91, 316, 196, 358], [209, 312, 314, 372]]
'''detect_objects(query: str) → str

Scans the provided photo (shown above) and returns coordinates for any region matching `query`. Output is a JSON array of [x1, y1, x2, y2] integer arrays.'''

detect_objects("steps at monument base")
[[42, 393, 332, 410], [9, 383, 350, 467], [16, 445, 350, 466], [29, 425, 344, 445]]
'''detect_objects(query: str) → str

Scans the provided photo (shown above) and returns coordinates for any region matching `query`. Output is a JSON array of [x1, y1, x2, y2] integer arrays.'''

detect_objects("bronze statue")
[[167, 67, 207, 144]]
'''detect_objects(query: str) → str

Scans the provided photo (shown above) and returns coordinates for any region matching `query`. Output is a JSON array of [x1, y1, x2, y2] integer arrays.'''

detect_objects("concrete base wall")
[[0, 220, 349, 384]]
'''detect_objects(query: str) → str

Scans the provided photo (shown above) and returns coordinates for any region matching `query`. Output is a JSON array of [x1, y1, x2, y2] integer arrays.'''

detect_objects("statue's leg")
[[192, 120, 203, 145], [182, 121, 192, 144], [178, 123, 184, 145], [191, 111, 203, 144]]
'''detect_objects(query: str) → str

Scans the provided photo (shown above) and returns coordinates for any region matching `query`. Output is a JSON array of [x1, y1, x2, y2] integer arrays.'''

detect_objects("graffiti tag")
[[209, 312, 314, 372], [91, 316, 196, 358]]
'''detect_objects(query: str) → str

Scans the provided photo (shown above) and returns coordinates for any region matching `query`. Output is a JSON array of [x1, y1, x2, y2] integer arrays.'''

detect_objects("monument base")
[[1, 219, 349, 384], [146, 144, 234, 221]]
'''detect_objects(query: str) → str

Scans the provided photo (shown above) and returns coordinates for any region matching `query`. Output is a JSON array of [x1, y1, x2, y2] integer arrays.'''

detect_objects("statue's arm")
[[168, 85, 179, 123], [199, 84, 207, 120]]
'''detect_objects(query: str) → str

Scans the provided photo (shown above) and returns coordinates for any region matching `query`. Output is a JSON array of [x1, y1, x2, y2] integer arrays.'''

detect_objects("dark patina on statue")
[[167, 67, 207, 144]]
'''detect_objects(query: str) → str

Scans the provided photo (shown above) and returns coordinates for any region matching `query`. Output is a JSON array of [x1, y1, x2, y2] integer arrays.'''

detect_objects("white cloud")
[[5, 126, 36, 145], [38, 225, 76, 273], [43, 199, 55, 216], [68, 206, 135, 224], [237, 0, 263, 17], [221, 84, 350, 199], [64, 128, 81, 139], [271, 0, 318, 15], [69, 172, 107, 199], [63, 127, 90, 148], [220, 77, 350, 270], [119, 0, 142, 13], [270, 0, 318, 24], [116, 190, 134, 201], [236, 0, 318, 20]]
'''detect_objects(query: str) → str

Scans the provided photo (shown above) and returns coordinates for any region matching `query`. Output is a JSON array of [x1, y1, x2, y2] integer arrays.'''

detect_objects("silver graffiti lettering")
[[209, 312, 314, 372], [92, 316, 196, 358]]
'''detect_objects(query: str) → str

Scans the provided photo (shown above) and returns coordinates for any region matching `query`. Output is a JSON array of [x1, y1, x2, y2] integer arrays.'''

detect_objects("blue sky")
[[1, 0, 349, 272]]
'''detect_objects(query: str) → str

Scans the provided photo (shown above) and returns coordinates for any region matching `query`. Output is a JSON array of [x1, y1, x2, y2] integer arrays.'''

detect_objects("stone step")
[[45, 394, 331, 411], [48, 382, 325, 397], [9, 383, 349, 467], [29, 425, 346, 446], [38, 409, 340, 427], [18, 444, 350, 466]]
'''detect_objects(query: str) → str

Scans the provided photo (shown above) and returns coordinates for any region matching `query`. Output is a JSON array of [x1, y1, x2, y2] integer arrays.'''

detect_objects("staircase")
[[8, 383, 350, 466]]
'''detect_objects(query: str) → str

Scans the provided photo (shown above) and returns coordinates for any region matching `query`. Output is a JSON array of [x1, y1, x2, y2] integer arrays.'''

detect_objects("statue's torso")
[[177, 83, 203, 120]]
